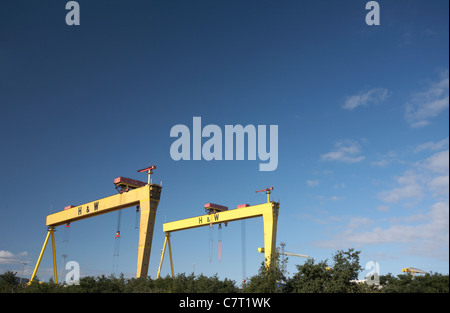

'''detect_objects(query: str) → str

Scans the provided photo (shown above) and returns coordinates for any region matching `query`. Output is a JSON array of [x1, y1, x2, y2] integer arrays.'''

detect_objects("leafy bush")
[[2, 248, 448, 293]]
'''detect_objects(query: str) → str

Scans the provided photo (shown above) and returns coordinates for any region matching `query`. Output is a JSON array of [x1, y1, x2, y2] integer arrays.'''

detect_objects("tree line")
[[1, 249, 448, 293]]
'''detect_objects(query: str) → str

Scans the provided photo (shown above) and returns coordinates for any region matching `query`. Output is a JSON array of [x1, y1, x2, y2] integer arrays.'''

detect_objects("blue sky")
[[0, 0, 448, 284]]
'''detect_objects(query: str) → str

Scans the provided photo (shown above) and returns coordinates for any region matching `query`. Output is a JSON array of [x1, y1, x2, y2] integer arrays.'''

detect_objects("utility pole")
[[280, 242, 287, 276], [20, 262, 27, 284]]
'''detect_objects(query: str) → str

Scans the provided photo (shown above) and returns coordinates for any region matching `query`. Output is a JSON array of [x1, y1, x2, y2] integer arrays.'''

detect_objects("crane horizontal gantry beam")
[[46, 184, 160, 227], [163, 202, 277, 233]]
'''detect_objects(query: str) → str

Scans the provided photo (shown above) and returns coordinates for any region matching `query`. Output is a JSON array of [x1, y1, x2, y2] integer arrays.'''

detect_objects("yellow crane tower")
[[29, 165, 162, 284]]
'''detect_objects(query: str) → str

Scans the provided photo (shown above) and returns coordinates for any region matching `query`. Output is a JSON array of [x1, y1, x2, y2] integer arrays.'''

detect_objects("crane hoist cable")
[[209, 224, 214, 263], [63, 222, 71, 243], [115, 209, 122, 238], [135, 205, 140, 230], [61, 206, 74, 244], [112, 210, 122, 274], [61, 223, 71, 281], [218, 224, 222, 263], [241, 220, 246, 284], [204, 204, 228, 264]]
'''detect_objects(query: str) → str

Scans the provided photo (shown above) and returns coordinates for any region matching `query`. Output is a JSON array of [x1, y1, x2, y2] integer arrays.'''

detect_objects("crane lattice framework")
[[157, 187, 279, 278], [29, 165, 162, 284]]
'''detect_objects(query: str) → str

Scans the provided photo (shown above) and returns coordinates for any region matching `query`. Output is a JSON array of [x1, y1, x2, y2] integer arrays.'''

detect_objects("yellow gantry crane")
[[29, 165, 162, 284], [402, 267, 429, 278], [156, 187, 279, 278]]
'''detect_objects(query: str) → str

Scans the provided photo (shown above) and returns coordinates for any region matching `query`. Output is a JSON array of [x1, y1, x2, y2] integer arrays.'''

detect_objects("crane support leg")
[[51, 227, 57, 283], [156, 232, 174, 279], [167, 233, 174, 278], [136, 184, 162, 279], [29, 227, 57, 284], [262, 206, 278, 269], [156, 235, 168, 279]]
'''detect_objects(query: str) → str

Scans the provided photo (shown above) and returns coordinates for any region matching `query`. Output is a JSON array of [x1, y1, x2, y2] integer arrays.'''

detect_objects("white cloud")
[[376, 205, 390, 212], [329, 195, 345, 201], [378, 150, 449, 203], [370, 159, 390, 167], [315, 195, 345, 202], [306, 180, 319, 187], [320, 140, 365, 163], [347, 216, 374, 230], [0, 250, 28, 264], [428, 175, 449, 196], [370, 151, 399, 167], [315, 147, 450, 261], [419, 150, 449, 196], [342, 88, 389, 110], [414, 138, 449, 153], [378, 171, 423, 203], [421, 150, 449, 174], [315, 201, 449, 260], [333, 183, 346, 189], [405, 71, 449, 128]]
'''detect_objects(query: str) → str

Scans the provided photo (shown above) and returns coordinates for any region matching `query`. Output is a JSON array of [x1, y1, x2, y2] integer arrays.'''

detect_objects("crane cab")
[[114, 177, 147, 193], [204, 203, 228, 214]]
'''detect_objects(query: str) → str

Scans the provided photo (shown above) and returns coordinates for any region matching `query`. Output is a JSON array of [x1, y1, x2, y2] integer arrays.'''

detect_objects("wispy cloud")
[[306, 180, 319, 187], [315, 147, 449, 260], [378, 149, 449, 204], [0, 250, 28, 264], [421, 149, 449, 175], [378, 170, 424, 204], [315, 201, 449, 260], [342, 88, 389, 110], [370, 151, 399, 167], [376, 205, 390, 212], [414, 138, 449, 153], [421, 150, 449, 197], [405, 70, 449, 128], [320, 140, 365, 163], [429, 175, 449, 197], [315, 195, 345, 203]]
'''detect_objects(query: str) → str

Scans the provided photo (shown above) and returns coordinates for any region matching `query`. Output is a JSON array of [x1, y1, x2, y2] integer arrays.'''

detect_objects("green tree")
[[170, 273, 196, 292], [167, 273, 239, 293], [328, 248, 363, 292], [153, 274, 175, 292], [380, 272, 449, 293], [193, 274, 238, 293], [66, 274, 126, 293], [124, 276, 154, 293], [23, 277, 62, 293], [286, 249, 364, 293], [244, 252, 286, 293], [0, 271, 19, 293], [285, 258, 332, 293]]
